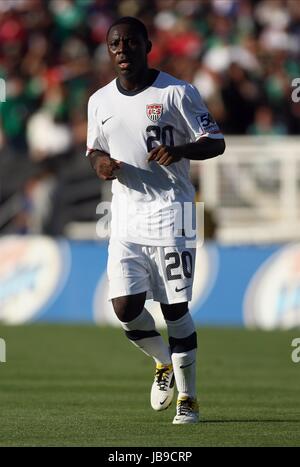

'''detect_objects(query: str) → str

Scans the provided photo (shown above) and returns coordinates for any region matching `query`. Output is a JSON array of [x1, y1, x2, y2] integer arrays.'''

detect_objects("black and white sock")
[[121, 308, 171, 365], [166, 312, 197, 399]]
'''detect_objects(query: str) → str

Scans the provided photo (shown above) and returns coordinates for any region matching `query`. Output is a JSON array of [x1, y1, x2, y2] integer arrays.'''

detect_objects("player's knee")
[[112, 296, 131, 321], [112, 293, 146, 322], [160, 302, 189, 321]]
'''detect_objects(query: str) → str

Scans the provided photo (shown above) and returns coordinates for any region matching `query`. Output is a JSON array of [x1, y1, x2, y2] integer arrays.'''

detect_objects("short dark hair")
[[106, 16, 149, 42]]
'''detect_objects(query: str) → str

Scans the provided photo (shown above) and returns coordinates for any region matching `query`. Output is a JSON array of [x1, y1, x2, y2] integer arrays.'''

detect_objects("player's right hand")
[[92, 153, 122, 180]]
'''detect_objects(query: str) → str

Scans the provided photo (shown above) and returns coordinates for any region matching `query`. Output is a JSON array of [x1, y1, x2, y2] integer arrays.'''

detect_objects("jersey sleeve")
[[86, 96, 110, 156], [179, 84, 224, 142]]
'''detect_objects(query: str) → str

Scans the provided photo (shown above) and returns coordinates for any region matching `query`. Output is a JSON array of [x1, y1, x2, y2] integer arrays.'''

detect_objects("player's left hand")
[[147, 145, 181, 166]]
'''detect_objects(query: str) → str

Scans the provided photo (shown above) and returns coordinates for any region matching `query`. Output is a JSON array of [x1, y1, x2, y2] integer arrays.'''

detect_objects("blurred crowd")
[[0, 0, 299, 235]]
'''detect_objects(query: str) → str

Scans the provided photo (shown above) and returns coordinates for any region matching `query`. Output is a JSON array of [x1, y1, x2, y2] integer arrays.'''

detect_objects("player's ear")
[[146, 40, 152, 54]]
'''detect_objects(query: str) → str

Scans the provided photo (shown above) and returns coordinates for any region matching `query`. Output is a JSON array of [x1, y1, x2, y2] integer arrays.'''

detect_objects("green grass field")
[[0, 325, 300, 447]]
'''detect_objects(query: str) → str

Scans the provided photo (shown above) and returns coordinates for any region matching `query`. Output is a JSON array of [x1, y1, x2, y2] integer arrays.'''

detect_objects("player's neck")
[[118, 68, 152, 92]]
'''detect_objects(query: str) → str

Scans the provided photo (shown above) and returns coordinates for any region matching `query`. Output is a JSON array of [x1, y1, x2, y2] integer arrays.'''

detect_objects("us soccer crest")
[[146, 104, 163, 122]]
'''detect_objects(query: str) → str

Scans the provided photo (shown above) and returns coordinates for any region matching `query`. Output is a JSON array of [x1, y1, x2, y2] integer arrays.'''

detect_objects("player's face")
[[107, 24, 149, 79]]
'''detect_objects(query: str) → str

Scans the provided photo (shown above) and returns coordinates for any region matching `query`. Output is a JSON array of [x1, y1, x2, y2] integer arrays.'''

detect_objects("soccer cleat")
[[150, 363, 175, 411], [172, 396, 199, 424]]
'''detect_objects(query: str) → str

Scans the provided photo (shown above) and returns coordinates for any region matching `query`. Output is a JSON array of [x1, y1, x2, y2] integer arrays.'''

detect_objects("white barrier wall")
[[194, 136, 300, 244]]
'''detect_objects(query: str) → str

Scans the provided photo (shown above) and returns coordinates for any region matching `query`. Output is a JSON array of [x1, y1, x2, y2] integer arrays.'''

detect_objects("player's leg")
[[107, 239, 173, 410], [149, 245, 198, 423], [112, 292, 171, 365], [112, 293, 174, 411], [161, 301, 199, 424]]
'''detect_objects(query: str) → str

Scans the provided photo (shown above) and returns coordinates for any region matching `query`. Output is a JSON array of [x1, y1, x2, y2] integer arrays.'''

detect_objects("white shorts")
[[107, 239, 196, 304]]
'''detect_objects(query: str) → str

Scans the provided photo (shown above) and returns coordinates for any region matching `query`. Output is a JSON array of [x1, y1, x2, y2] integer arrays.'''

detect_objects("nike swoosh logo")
[[175, 285, 191, 293], [101, 116, 113, 125], [160, 397, 168, 405], [179, 360, 195, 369]]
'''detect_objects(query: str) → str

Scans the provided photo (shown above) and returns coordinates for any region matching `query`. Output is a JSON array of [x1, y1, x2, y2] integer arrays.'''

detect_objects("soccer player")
[[86, 17, 225, 424]]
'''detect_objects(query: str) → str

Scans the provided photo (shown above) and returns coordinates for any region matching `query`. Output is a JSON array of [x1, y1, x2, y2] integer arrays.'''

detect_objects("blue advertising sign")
[[0, 236, 297, 329]]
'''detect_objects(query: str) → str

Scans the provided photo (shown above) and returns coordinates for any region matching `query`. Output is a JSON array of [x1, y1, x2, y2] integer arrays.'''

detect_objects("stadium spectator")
[[248, 105, 287, 135]]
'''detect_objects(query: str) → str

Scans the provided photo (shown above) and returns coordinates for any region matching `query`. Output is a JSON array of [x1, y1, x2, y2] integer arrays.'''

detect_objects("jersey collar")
[[116, 69, 160, 96]]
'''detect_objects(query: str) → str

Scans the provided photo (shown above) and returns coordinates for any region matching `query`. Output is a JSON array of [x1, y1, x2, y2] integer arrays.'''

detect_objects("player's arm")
[[148, 83, 225, 166], [86, 96, 121, 181], [147, 137, 225, 166], [88, 149, 122, 181]]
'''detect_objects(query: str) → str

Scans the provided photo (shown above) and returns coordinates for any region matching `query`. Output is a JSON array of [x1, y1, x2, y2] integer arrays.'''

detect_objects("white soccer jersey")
[[87, 70, 223, 246]]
